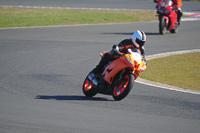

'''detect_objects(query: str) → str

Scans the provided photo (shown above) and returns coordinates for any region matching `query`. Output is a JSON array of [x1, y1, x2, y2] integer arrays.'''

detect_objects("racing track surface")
[[1, 21, 200, 133], [1, 1, 200, 133]]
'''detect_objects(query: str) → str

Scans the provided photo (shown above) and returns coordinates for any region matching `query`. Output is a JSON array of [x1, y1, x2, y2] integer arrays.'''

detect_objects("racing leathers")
[[92, 38, 146, 79]]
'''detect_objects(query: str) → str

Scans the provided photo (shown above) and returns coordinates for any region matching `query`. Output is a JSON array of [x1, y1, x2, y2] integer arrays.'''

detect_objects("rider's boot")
[[177, 10, 182, 25], [92, 53, 112, 75]]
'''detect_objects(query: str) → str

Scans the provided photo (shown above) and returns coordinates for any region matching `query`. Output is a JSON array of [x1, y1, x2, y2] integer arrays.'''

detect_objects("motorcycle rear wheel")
[[82, 73, 97, 97], [159, 17, 166, 35], [112, 73, 134, 101]]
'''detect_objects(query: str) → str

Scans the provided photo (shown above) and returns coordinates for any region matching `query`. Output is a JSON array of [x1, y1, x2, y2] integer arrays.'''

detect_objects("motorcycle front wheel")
[[159, 17, 166, 35], [112, 73, 134, 101], [82, 73, 97, 97]]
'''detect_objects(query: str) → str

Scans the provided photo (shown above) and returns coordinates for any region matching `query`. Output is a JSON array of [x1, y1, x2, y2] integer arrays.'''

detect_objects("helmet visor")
[[135, 38, 145, 47]]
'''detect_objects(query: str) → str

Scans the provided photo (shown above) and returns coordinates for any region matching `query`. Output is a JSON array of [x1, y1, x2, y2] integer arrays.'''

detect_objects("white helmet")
[[132, 30, 146, 48]]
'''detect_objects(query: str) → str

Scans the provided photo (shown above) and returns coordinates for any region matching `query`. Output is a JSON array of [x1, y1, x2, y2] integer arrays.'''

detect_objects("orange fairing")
[[102, 54, 135, 84], [136, 59, 147, 72], [134, 61, 147, 79], [102, 50, 147, 84]]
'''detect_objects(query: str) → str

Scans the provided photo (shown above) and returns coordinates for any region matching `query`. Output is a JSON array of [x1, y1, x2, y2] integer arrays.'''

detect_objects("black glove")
[[111, 45, 121, 56], [173, 6, 178, 11], [144, 59, 147, 66], [174, 2, 178, 5], [112, 45, 118, 49], [142, 55, 147, 65], [155, 5, 158, 9], [154, 0, 158, 3]]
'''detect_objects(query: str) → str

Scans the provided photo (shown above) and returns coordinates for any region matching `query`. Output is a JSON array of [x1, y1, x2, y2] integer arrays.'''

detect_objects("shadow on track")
[[35, 95, 113, 101], [145, 32, 160, 35]]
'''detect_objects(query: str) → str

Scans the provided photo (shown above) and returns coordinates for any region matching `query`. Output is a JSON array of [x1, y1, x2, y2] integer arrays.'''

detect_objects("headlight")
[[164, 10, 170, 14], [158, 9, 163, 13]]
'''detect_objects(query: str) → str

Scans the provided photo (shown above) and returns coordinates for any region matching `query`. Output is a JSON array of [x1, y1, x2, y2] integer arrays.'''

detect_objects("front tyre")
[[112, 73, 134, 101], [82, 74, 97, 97], [159, 17, 166, 35]]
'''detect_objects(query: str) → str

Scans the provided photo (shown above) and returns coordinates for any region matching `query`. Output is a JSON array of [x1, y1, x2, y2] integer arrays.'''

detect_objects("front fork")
[[159, 15, 169, 28]]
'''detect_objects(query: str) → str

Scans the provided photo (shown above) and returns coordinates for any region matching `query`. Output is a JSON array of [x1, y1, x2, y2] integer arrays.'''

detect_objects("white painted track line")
[[136, 49, 200, 95]]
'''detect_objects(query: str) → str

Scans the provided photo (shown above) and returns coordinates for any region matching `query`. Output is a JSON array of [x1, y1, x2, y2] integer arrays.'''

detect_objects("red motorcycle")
[[154, 0, 179, 35]]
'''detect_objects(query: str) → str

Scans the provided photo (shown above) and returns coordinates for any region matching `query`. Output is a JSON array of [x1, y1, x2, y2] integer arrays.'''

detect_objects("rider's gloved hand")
[[111, 45, 122, 56], [153, 0, 158, 3], [144, 59, 147, 65], [142, 55, 147, 66], [174, 2, 178, 5], [155, 5, 158, 9], [173, 2, 178, 10], [173, 6, 178, 10]]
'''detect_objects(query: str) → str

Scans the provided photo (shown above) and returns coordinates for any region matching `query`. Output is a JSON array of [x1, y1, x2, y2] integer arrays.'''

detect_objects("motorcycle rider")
[[154, 0, 183, 25], [92, 30, 147, 80]]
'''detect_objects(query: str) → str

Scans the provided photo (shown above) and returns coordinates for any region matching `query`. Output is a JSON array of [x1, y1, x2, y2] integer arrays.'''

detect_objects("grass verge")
[[183, 0, 200, 1], [0, 7, 157, 28], [140, 52, 200, 92]]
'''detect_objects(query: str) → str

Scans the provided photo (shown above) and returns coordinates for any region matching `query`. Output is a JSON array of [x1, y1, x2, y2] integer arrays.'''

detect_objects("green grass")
[[183, 0, 200, 1], [140, 52, 200, 91], [0, 7, 157, 28]]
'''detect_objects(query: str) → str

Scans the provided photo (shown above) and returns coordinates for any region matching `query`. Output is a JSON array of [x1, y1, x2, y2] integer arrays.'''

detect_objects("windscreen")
[[160, 0, 172, 7], [127, 48, 142, 63]]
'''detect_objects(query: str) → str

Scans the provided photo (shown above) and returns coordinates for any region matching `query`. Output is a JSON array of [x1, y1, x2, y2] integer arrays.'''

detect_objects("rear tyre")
[[159, 17, 166, 35], [112, 73, 134, 101], [82, 74, 97, 97]]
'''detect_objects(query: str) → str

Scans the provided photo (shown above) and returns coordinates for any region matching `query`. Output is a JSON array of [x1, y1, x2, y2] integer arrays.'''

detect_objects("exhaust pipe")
[[88, 73, 98, 86]]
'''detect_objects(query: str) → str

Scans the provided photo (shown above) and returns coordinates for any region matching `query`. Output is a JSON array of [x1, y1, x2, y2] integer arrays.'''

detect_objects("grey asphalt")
[[1, 0, 200, 133], [1, 0, 200, 11]]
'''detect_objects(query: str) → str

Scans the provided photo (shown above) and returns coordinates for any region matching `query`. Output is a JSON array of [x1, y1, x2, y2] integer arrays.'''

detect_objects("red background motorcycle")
[[154, 0, 179, 35]]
